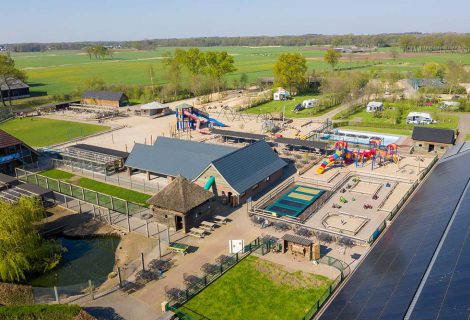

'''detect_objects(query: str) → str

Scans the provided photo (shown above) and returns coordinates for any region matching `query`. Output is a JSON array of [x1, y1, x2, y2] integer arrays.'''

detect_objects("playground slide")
[[316, 150, 342, 174], [183, 110, 210, 133], [193, 110, 226, 127], [204, 176, 215, 190]]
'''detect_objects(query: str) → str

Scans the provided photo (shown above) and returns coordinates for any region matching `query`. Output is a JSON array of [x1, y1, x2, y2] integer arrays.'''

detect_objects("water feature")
[[321, 129, 400, 146], [28, 235, 120, 288]]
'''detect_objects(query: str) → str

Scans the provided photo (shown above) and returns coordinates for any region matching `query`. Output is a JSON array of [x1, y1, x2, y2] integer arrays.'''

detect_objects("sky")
[[2, 0, 469, 43]]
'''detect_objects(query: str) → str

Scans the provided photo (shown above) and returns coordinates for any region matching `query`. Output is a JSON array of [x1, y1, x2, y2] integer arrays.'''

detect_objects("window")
[[440, 146, 444, 150], [252, 184, 259, 190], [418, 144, 422, 147]]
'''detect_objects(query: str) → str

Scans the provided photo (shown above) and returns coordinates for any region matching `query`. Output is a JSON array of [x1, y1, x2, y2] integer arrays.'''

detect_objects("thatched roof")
[[147, 176, 213, 214]]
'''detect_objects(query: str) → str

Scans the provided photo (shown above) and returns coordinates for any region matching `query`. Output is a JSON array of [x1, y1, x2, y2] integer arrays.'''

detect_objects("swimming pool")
[[266, 185, 324, 218], [321, 129, 400, 146]]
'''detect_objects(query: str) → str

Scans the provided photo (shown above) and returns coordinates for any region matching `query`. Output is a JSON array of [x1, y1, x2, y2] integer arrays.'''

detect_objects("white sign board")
[[229, 240, 245, 254]]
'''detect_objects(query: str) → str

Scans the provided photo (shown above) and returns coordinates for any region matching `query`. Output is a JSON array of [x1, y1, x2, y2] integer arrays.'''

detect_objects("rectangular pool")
[[266, 185, 324, 218], [322, 129, 400, 146]]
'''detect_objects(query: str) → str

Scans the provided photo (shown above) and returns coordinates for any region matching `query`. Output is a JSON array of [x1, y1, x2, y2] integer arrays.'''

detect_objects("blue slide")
[[193, 110, 226, 127]]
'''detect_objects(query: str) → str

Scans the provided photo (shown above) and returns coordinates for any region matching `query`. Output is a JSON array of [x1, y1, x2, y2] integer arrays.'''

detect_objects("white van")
[[406, 112, 433, 125], [302, 99, 320, 109]]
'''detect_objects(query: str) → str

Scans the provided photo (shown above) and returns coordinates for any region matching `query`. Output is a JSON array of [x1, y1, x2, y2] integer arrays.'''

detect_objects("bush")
[[0, 304, 82, 320], [0, 283, 33, 306]]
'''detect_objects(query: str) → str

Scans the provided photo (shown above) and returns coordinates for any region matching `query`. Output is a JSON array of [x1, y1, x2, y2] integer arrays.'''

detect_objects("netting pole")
[[54, 286, 59, 304], [141, 253, 145, 272]]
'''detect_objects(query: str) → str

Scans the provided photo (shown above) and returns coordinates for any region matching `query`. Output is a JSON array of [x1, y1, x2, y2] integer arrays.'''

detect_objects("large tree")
[[162, 49, 186, 96], [0, 53, 27, 107], [202, 51, 236, 94], [422, 63, 445, 80], [273, 53, 307, 94], [324, 48, 342, 70], [0, 197, 62, 282]]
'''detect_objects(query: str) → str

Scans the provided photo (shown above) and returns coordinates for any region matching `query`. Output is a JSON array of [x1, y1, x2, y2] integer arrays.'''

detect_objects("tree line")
[[399, 34, 470, 52], [5, 33, 470, 52], [84, 45, 114, 60]]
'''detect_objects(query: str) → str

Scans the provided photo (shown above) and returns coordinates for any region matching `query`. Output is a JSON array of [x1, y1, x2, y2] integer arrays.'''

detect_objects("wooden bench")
[[201, 221, 216, 230]]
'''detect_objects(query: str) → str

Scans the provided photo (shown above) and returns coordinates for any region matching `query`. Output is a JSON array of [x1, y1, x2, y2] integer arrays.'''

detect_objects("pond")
[[28, 236, 120, 288]]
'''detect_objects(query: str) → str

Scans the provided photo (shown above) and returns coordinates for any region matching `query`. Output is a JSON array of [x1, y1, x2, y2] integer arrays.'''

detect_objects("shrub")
[[0, 304, 82, 320], [0, 283, 34, 306]]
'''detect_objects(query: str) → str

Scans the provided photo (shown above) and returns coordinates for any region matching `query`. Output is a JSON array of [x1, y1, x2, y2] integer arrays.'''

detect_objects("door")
[[175, 215, 183, 231], [428, 144, 435, 152]]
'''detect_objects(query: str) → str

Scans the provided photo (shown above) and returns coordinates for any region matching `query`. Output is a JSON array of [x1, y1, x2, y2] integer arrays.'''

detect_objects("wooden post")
[[118, 267, 122, 288], [157, 223, 162, 259], [88, 280, 94, 300], [54, 286, 59, 304], [127, 210, 131, 232], [108, 208, 112, 225], [145, 220, 149, 238], [141, 253, 145, 272]]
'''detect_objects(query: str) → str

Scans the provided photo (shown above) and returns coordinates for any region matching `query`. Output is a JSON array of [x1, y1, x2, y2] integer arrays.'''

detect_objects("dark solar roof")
[[82, 90, 126, 101], [125, 137, 236, 180], [275, 137, 328, 150], [319, 143, 470, 320], [71, 144, 129, 159], [412, 126, 455, 144], [211, 128, 267, 141], [282, 233, 313, 246], [210, 140, 287, 193]]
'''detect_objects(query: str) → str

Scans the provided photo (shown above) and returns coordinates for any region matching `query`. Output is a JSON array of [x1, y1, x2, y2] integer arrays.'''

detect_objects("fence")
[[15, 168, 149, 217], [167, 237, 268, 308], [52, 158, 162, 194], [301, 256, 350, 320]]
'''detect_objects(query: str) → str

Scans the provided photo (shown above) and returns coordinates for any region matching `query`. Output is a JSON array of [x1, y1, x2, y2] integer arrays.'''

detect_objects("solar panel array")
[[319, 143, 470, 320]]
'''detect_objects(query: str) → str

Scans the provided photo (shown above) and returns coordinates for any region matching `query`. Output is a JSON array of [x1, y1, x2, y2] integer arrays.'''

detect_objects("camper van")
[[406, 112, 433, 125], [273, 89, 290, 101], [302, 99, 320, 109], [366, 101, 383, 113]]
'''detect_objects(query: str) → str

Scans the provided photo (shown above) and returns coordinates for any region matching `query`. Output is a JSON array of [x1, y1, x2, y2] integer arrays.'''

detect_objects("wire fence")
[[52, 159, 162, 194], [166, 237, 268, 308], [15, 168, 149, 217]]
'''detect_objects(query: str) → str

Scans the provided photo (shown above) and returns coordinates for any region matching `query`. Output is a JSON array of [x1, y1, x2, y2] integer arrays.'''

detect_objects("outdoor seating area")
[[188, 217, 231, 239]]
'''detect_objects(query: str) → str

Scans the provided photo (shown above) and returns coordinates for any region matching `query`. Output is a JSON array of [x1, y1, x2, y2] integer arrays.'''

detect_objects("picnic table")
[[201, 221, 216, 230], [214, 215, 228, 224], [190, 227, 206, 235], [168, 242, 190, 256]]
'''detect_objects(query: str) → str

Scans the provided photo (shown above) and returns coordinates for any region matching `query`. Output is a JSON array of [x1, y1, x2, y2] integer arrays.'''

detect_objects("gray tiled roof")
[[282, 233, 313, 246], [82, 90, 126, 101], [0, 78, 29, 91], [125, 137, 236, 180], [211, 140, 287, 194], [412, 126, 455, 144]]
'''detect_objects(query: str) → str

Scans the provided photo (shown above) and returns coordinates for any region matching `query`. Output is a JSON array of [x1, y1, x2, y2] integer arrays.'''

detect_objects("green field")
[[179, 256, 332, 320], [12, 47, 470, 97], [242, 94, 339, 118], [465, 134, 470, 141], [40, 169, 151, 206], [334, 101, 459, 135], [0, 118, 110, 147]]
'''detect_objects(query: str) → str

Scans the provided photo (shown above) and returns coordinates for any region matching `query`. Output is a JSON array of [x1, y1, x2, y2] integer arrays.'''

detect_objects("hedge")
[[0, 283, 34, 306], [0, 305, 84, 320]]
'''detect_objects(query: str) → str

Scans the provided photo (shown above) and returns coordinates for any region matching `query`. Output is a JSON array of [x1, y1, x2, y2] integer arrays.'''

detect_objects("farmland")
[[13, 47, 470, 97]]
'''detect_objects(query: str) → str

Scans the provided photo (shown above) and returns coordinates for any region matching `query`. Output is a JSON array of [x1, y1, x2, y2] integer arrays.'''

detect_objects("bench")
[[168, 242, 190, 255]]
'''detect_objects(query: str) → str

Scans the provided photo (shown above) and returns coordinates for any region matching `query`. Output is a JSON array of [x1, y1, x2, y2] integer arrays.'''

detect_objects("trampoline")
[[266, 185, 325, 218]]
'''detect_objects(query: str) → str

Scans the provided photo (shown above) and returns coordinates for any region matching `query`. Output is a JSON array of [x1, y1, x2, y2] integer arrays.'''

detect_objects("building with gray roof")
[[125, 137, 287, 205], [81, 90, 129, 107]]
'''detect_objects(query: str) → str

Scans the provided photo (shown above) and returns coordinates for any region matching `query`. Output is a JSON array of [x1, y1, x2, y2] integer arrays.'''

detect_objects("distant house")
[[140, 101, 171, 117], [412, 127, 455, 154], [366, 101, 383, 113], [0, 78, 30, 100], [81, 90, 129, 107], [147, 176, 213, 233]]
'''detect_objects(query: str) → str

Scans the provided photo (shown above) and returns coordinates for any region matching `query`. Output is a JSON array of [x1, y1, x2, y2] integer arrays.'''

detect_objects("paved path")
[[456, 113, 470, 143]]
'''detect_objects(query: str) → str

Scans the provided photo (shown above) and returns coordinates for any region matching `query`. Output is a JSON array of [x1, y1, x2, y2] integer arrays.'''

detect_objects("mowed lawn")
[[179, 256, 332, 320], [40, 169, 151, 206], [243, 94, 340, 118], [0, 118, 110, 147]]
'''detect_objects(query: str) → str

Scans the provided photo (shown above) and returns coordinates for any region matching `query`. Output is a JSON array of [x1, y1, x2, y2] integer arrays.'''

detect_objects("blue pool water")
[[321, 129, 400, 146]]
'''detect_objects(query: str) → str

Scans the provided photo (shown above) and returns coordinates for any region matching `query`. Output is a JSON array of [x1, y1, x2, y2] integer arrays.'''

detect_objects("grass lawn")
[[465, 134, 470, 141], [0, 304, 82, 320], [242, 94, 340, 118], [179, 256, 332, 320], [0, 118, 110, 147], [40, 169, 151, 206], [334, 100, 459, 136]]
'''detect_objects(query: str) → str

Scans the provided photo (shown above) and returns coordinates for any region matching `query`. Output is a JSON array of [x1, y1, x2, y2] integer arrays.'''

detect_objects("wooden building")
[[281, 234, 320, 261], [0, 130, 38, 174], [147, 176, 214, 233], [0, 78, 30, 100], [412, 127, 455, 155], [81, 90, 129, 107]]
